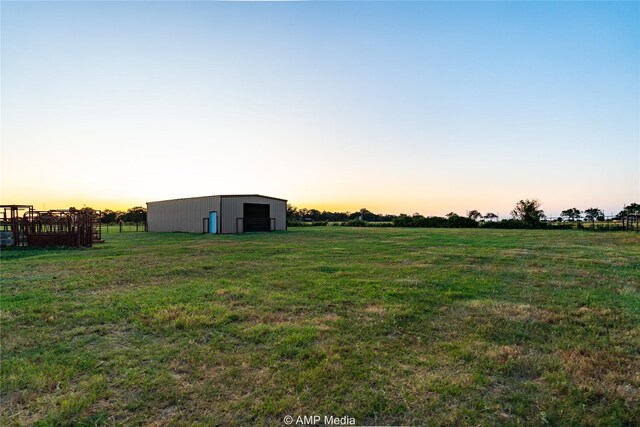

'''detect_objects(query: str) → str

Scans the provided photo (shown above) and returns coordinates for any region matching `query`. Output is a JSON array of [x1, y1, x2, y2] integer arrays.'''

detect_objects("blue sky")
[[1, 1, 638, 216]]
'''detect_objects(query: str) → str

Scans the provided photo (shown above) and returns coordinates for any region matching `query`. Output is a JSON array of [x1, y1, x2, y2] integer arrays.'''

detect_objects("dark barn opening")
[[243, 203, 271, 232]]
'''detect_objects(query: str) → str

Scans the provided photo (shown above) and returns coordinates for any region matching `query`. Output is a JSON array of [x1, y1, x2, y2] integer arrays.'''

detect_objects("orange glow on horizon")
[[0, 195, 144, 213], [0, 192, 633, 219]]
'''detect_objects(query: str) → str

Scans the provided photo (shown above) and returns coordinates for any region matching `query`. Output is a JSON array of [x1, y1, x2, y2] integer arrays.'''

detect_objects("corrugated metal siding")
[[147, 196, 220, 233], [220, 196, 287, 233]]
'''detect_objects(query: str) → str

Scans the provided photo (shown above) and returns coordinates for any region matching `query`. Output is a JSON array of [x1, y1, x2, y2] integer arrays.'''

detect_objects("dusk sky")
[[1, 1, 638, 217]]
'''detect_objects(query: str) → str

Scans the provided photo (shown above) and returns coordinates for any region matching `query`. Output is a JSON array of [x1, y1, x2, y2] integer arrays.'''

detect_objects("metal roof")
[[147, 194, 288, 204]]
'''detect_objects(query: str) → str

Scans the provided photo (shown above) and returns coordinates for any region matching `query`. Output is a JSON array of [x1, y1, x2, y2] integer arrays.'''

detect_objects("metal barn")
[[147, 194, 287, 234]]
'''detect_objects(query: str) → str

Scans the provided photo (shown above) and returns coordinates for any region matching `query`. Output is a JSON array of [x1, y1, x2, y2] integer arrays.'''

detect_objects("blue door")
[[209, 211, 217, 234]]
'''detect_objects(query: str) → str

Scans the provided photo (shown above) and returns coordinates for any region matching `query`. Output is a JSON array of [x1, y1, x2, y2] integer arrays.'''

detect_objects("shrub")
[[423, 216, 449, 228], [341, 219, 367, 227], [446, 215, 478, 228], [511, 199, 545, 226], [393, 214, 475, 228], [392, 215, 414, 227]]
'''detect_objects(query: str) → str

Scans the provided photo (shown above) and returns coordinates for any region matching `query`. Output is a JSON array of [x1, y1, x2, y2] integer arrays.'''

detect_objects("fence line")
[[102, 222, 147, 234], [542, 215, 638, 231]]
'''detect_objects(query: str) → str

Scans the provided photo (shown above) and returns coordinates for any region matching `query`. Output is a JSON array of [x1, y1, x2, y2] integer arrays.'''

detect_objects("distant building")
[[147, 194, 287, 234]]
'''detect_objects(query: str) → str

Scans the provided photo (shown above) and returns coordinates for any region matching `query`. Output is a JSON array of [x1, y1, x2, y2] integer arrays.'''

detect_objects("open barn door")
[[243, 203, 270, 232]]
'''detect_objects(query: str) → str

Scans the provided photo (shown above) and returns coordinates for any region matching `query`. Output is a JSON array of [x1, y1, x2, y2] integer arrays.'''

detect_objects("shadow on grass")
[[0, 246, 82, 261]]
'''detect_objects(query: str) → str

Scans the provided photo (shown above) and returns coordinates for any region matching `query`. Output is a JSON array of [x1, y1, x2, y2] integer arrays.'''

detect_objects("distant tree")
[[411, 213, 427, 227], [445, 212, 459, 219], [622, 203, 640, 214], [467, 210, 482, 221], [122, 206, 147, 223], [616, 203, 640, 220], [287, 204, 299, 222], [484, 212, 498, 222], [329, 210, 350, 222], [447, 215, 478, 228], [584, 208, 604, 224], [393, 214, 412, 227], [561, 208, 582, 222], [307, 209, 321, 221], [114, 211, 126, 222], [76, 206, 96, 215], [358, 208, 378, 221], [511, 199, 545, 226], [378, 213, 398, 222], [100, 209, 118, 223], [287, 205, 395, 223], [299, 207, 309, 220]]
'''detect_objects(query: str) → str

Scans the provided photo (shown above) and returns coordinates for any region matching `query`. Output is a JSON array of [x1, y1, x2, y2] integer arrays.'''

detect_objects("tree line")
[[98, 206, 147, 224], [287, 207, 396, 223], [288, 200, 640, 229], [92, 200, 639, 228]]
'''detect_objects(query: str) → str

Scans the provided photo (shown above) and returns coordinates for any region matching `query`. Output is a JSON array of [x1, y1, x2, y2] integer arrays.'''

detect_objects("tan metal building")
[[147, 194, 287, 234]]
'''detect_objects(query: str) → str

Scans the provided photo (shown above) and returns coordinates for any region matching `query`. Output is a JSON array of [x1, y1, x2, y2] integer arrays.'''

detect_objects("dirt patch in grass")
[[261, 310, 295, 324], [484, 344, 523, 365], [465, 300, 562, 324], [310, 313, 341, 331], [558, 348, 640, 405], [138, 303, 239, 330], [502, 248, 532, 257], [363, 305, 387, 315]]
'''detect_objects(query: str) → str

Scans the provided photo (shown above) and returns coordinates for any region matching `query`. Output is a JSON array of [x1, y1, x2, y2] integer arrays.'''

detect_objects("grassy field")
[[1, 228, 639, 426]]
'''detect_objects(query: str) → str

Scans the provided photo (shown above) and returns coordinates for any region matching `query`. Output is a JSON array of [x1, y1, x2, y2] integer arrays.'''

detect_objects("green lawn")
[[1, 228, 639, 425]]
